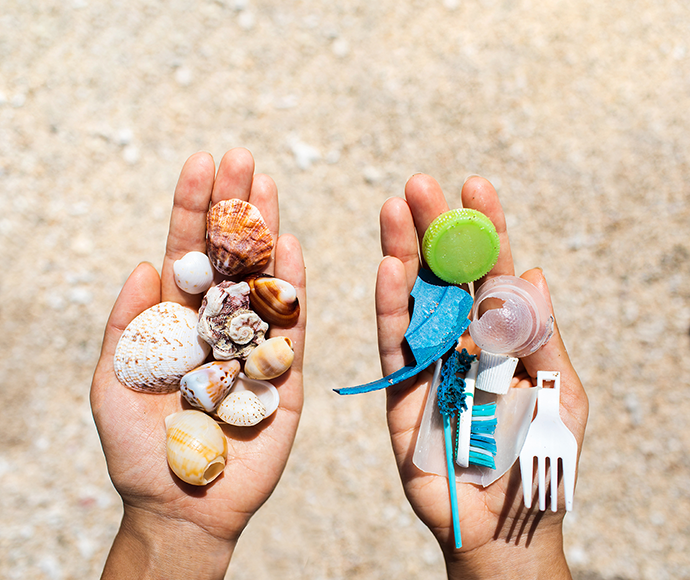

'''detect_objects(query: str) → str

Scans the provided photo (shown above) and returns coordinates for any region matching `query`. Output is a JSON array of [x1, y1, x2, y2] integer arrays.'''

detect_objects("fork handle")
[[536, 371, 561, 419]]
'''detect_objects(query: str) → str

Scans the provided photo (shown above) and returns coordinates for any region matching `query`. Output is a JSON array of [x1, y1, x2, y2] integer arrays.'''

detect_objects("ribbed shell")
[[206, 199, 274, 277], [216, 373, 280, 426], [114, 302, 211, 393], [165, 410, 227, 486]]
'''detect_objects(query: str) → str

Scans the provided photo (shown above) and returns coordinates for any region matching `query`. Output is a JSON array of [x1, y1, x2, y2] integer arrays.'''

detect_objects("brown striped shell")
[[206, 199, 273, 277], [245, 274, 300, 327]]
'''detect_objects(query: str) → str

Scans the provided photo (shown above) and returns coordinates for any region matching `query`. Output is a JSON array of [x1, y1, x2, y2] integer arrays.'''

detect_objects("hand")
[[91, 148, 306, 580], [376, 174, 588, 579]]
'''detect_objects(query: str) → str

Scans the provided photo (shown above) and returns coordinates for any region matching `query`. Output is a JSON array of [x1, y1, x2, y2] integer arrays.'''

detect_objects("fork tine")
[[562, 456, 576, 511], [550, 457, 559, 512], [538, 455, 547, 511], [519, 454, 534, 509]]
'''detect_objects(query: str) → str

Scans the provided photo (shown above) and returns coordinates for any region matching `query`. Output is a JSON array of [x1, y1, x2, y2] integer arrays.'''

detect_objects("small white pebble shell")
[[114, 302, 211, 393], [165, 410, 228, 486], [216, 373, 280, 427], [173, 251, 214, 295], [180, 360, 241, 412]]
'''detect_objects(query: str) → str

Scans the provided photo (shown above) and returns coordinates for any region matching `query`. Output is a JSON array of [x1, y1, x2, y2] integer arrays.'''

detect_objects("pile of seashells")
[[113, 199, 300, 486]]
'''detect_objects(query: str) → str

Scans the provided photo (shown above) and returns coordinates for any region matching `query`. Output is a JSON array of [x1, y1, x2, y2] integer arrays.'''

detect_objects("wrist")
[[101, 505, 236, 580], [444, 523, 571, 580]]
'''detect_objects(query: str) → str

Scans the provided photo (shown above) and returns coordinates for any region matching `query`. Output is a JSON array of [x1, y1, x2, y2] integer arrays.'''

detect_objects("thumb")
[[519, 268, 589, 443]]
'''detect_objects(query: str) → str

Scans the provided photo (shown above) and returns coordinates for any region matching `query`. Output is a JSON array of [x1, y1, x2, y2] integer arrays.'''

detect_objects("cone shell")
[[206, 199, 274, 277], [197, 281, 269, 360], [114, 302, 211, 393], [246, 274, 300, 327], [180, 360, 241, 412], [165, 410, 228, 486], [216, 373, 280, 426], [244, 336, 294, 380]]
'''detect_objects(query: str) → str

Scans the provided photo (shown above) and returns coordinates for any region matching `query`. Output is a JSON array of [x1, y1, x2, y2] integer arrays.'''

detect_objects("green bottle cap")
[[422, 208, 500, 284]]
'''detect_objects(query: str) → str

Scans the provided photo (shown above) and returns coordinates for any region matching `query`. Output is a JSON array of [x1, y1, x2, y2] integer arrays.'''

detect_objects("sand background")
[[1, 1, 689, 578]]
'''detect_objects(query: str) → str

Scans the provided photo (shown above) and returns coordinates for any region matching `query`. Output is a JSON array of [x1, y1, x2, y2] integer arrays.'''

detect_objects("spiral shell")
[[197, 281, 269, 360], [180, 360, 241, 412], [114, 302, 211, 393], [246, 274, 300, 327], [244, 336, 294, 380], [468, 275, 554, 358], [165, 410, 228, 486], [206, 199, 274, 277], [216, 373, 280, 426], [173, 251, 214, 295]]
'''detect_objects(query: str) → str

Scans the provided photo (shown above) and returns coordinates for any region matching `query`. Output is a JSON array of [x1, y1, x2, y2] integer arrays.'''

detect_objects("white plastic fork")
[[519, 371, 578, 512]]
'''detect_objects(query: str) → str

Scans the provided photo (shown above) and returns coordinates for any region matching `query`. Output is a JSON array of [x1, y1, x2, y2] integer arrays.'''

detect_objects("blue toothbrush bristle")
[[468, 403, 498, 470]]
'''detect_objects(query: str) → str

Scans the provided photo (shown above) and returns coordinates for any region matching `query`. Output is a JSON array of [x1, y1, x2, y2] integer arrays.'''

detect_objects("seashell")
[[468, 275, 554, 358], [114, 302, 211, 393], [245, 274, 300, 327], [206, 199, 274, 277], [165, 410, 228, 486], [216, 373, 280, 426], [180, 360, 241, 412], [173, 251, 214, 295], [197, 280, 269, 360], [244, 336, 294, 380]]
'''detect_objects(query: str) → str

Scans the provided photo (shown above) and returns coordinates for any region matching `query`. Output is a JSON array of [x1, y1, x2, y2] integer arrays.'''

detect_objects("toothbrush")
[[455, 359, 498, 469]]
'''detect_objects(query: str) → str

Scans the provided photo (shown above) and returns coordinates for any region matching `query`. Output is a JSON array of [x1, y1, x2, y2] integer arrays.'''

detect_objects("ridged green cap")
[[422, 208, 500, 284]]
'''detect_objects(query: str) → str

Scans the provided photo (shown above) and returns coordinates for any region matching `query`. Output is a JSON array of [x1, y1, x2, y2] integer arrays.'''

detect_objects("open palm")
[[376, 174, 588, 575], [91, 149, 306, 576]]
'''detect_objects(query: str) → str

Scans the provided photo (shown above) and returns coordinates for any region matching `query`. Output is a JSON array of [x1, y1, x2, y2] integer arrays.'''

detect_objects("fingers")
[[519, 268, 589, 443], [380, 196, 420, 290], [92, 262, 162, 408], [375, 256, 413, 377], [161, 152, 216, 306], [271, 233, 306, 415], [403, 174, 450, 256], [100, 262, 163, 359], [461, 176, 515, 282]]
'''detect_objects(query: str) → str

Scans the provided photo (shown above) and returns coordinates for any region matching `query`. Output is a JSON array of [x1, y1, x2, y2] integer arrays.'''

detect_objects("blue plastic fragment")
[[334, 269, 473, 395]]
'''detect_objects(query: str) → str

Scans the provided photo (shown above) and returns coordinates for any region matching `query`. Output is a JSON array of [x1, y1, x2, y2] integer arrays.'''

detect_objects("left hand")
[[91, 148, 306, 579]]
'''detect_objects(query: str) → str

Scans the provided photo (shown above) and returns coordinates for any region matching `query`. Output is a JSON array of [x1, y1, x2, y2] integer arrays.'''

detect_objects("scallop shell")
[[165, 410, 228, 486], [246, 274, 300, 327], [173, 251, 214, 295], [114, 302, 211, 393], [180, 360, 241, 412], [216, 373, 280, 426], [468, 275, 554, 358], [206, 199, 274, 277], [197, 281, 269, 360], [244, 336, 294, 380]]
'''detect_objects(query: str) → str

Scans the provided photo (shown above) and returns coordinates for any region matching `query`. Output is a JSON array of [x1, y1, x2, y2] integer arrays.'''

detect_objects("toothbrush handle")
[[443, 413, 463, 549]]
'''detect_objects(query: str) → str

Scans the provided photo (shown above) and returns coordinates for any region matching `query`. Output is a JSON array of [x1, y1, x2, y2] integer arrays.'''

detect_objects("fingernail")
[[463, 174, 481, 184]]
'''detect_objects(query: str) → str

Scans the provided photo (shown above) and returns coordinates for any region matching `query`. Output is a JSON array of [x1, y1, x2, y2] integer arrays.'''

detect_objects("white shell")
[[114, 302, 211, 393], [244, 336, 294, 380], [165, 410, 227, 486], [216, 373, 280, 426], [180, 360, 241, 412], [173, 251, 214, 295]]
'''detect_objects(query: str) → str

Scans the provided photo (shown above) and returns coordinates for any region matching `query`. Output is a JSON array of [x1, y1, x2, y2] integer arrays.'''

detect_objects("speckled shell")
[[173, 251, 214, 295], [246, 274, 300, 327], [244, 336, 294, 380], [216, 373, 280, 426], [165, 410, 228, 486], [197, 281, 269, 360], [180, 360, 241, 412], [206, 199, 274, 277], [114, 302, 211, 393]]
